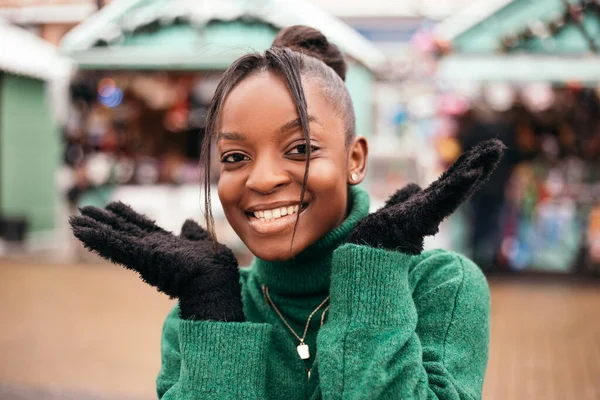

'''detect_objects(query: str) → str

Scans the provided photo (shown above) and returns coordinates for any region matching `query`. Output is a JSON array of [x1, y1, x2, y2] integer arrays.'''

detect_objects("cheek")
[[308, 149, 348, 190], [308, 161, 345, 191], [217, 172, 243, 208], [305, 158, 348, 217]]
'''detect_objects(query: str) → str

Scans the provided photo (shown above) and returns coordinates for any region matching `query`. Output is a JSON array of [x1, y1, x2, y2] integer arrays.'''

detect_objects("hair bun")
[[272, 25, 347, 81]]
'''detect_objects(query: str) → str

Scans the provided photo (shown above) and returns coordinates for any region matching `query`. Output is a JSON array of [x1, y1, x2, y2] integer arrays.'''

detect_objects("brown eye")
[[287, 143, 320, 156], [221, 153, 250, 163]]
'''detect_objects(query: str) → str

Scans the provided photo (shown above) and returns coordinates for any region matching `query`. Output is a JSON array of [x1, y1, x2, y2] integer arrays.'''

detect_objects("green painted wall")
[[0, 73, 60, 233], [346, 62, 374, 138]]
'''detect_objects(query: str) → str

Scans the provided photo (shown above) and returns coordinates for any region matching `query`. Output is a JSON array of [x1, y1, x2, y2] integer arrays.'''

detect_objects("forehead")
[[219, 70, 343, 138]]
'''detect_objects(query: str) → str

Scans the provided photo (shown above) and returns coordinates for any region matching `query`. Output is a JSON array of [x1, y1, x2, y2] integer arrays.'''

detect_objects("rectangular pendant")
[[297, 343, 310, 360]]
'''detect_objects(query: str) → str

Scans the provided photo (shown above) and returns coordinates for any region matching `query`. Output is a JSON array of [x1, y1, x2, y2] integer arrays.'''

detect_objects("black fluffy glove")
[[69, 203, 244, 322], [348, 139, 506, 254]]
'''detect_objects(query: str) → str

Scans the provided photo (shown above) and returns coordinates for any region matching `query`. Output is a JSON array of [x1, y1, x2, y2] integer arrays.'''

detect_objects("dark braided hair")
[[201, 25, 356, 244]]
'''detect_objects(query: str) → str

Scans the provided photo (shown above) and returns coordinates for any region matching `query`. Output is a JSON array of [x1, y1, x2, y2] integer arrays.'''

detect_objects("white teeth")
[[253, 205, 302, 221]]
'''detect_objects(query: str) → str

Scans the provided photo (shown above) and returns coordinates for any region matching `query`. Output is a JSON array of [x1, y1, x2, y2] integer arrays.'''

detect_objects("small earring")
[[351, 173, 358, 182]]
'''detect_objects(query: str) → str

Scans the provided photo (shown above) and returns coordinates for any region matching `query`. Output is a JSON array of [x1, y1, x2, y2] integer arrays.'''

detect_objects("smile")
[[246, 203, 308, 235], [253, 205, 299, 221]]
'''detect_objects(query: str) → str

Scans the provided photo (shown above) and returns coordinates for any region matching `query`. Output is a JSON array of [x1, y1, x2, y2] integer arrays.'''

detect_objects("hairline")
[[216, 66, 355, 147]]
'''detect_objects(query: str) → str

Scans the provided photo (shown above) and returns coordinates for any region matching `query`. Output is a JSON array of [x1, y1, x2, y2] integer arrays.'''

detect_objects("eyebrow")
[[277, 115, 320, 134], [216, 115, 321, 142], [217, 132, 248, 142]]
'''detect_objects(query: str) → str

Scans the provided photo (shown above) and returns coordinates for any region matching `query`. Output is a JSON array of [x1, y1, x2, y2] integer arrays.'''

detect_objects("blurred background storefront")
[[0, 0, 598, 271], [0, 18, 71, 253], [2, 0, 388, 264], [57, 0, 386, 264], [434, 0, 600, 274]]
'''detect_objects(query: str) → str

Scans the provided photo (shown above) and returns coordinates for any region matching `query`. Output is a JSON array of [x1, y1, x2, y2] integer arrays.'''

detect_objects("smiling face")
[[216, 70, 366, 261]]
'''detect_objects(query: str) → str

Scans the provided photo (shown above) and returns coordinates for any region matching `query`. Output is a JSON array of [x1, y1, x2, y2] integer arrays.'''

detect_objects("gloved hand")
[[69, 202, 244, 322], [348, 139, 506, 254]]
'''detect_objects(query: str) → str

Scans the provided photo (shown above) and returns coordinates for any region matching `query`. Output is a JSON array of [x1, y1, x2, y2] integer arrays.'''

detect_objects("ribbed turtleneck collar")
[[251, 185, 370, 297]]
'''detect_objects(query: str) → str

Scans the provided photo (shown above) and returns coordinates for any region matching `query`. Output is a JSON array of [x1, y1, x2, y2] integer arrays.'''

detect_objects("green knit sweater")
[[156, 186, 490, 399]]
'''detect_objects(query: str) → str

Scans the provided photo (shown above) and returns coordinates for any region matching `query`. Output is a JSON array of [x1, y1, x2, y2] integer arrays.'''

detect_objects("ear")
[[347, 136, 368, 185]]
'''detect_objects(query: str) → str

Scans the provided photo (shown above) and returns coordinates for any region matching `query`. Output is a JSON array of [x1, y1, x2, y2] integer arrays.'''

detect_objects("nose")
[[246, 153, 292, 194]]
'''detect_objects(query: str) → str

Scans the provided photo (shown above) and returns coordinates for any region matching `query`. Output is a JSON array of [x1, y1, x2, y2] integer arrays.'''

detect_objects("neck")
[[251, 185, 370, 296]]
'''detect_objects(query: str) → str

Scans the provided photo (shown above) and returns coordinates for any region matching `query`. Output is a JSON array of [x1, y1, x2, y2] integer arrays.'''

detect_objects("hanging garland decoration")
[[500, 0, 600, 53]]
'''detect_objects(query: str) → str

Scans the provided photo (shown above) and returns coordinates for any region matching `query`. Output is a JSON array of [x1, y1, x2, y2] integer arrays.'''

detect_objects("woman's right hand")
[[69, 202, 245, 322]]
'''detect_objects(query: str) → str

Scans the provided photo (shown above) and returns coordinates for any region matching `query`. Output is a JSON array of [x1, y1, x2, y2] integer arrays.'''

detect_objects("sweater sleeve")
[[156, 303, 273, 399], [316, 244, 490, 400]]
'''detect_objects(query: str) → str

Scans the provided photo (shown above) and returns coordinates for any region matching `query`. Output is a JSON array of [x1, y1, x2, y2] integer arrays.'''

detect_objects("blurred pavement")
[[0, 260, 599, 400]]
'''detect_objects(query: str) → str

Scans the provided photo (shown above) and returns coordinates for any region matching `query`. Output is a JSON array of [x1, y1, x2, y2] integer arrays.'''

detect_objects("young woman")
[[71, 25, 504, 400]]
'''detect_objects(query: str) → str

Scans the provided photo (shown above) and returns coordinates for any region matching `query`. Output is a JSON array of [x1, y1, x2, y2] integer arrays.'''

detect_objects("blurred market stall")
[[57, 0, 385, 260], [0, 18, 72, 252], [432, 0, 600, 274]]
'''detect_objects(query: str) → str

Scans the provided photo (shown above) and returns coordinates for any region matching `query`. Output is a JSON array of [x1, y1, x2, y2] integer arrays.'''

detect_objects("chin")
[[246, 239, 308, 262]]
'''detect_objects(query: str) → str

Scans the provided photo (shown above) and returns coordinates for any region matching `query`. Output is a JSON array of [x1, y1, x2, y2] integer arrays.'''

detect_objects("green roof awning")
[[435, 0, 600, 54], [0, 18, 71, 80], [60, 0, 385, 71], [434, 0, 600, 82]]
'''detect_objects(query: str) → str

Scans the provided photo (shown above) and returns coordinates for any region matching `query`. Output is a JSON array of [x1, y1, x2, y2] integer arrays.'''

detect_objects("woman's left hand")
[[348, 139, 506, 254]]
